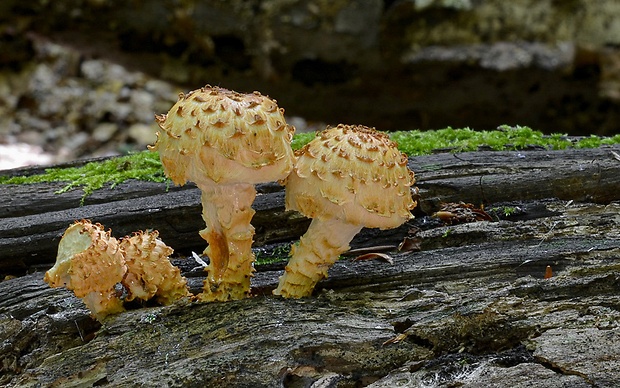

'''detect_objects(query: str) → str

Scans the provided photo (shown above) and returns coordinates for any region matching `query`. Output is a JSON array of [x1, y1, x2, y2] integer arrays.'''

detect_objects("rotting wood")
[[0, 145, 619, 386], [1, 198, 619, 387], [1, 146, 619, 273]]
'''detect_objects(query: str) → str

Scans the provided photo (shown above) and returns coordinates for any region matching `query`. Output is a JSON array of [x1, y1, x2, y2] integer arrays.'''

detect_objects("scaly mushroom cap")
[[45, 220, 126, 297], [285, 124, 417, 230], [120, 230, 190, 305], [150, 85, 295, 187], [44, 220, 126, 319]]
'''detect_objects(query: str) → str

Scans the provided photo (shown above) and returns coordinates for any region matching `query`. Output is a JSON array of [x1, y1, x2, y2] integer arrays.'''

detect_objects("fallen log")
[[1, 199, 619, 387], [1, 145, 619, 273], [1, 145, 619, 387]]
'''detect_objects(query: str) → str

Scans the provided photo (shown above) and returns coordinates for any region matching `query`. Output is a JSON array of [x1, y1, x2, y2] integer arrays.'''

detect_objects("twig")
[[75, 320, 85, 342], [536, 221, 559, 247]]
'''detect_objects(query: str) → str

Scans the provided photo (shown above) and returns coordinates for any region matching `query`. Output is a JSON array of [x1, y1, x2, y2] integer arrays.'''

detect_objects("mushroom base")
[[273, 218, 362, 298], [82, 290, 126, 321], [196, 183, 257, 302]]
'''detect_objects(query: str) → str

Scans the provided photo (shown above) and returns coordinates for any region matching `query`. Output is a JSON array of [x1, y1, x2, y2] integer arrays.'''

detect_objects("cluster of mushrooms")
[[45, 220, 189, 321], [45, 85, 418, 320]]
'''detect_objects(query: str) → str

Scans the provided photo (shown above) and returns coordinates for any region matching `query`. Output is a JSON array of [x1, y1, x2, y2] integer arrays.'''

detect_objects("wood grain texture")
[[2, 146, 619, 272], [1, 146, 620, 386]]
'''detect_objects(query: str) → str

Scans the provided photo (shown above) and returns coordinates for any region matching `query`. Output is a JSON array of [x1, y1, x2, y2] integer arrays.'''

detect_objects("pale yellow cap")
[[285, 124, 417, 230], [151, 85, 295, 187]]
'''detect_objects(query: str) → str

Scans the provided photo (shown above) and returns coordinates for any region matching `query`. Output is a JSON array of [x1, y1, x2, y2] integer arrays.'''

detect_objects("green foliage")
[[0, 151, 166, 204], [290, 125, 620, 157], [290, 131, 317, 151], [574, 134, 620, 149], [491, 206, 517, 217], [2, 126, 618, 203], [391, 125, 573, 156]]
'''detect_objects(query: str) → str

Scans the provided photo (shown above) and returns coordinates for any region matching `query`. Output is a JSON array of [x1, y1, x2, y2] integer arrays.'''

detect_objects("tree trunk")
[[1, 145, 620, 387]]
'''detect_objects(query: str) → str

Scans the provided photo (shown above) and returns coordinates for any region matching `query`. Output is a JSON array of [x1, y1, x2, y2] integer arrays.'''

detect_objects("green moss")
[[293, 125, 620, 157], [392, 125, 572, 156], [491, 206, 517, 217], [574, 133, 620, 149], [2, 126, 618, 203], [254, 244, 291, 265], [0, 151, 167, 204], [290, 131, 317, 151]]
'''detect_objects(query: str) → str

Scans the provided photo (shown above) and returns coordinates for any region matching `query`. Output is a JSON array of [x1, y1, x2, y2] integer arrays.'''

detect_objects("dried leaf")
[[353, 252, 394, 264], [398, 236, 422, 252], [383, 333, 408, 346]]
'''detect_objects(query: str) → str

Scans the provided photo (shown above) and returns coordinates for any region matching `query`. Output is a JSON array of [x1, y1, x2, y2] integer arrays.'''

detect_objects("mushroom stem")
[[197, 182, 257, 301], [273, 218, 363, 298], [82, 291, 125, 321]]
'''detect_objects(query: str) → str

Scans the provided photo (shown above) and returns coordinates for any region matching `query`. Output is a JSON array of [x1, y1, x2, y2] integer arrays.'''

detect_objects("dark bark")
[[2, 146, 619, 273], [1, 146, 620, 387]]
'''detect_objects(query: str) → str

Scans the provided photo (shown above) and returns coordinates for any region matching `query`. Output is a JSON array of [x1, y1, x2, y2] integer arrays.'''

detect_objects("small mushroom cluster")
[[149, 86, 417, 300], [45, 220, 189, 321], [46, 85, 418, 319]]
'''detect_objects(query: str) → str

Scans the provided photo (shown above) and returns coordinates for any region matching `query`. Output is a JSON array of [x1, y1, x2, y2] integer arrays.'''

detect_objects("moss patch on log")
[[391, 125, 620, 156], [0, 152, 166, 204], [1, 126, 619, 203]]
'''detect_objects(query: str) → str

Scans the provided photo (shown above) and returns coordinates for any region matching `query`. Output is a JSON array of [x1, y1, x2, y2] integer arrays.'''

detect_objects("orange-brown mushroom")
[[150, 85, 295, 301], [120, 230, 191, 305], [46, 221, 190, 320], [44, 220, 126, 321], [273, 124, 417, 298]]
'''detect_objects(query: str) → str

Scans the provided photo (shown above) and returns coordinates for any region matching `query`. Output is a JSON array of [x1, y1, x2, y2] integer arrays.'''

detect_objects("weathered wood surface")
[[2, 145, 619, 273], [1, 145, 620, 387]]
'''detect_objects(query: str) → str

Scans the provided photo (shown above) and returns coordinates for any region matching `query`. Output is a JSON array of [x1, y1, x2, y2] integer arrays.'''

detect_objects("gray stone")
[[127, 123, 157, 146], [92, 123, 118, 142]]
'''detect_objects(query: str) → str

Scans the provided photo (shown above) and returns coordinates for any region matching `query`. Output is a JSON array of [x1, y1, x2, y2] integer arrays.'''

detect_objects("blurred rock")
[[0, 143, 53, 169], [0, 39, 179, 168], [599, 47, 620, 101], [92, 122, 118, 142], [127, 123, 157, 146]]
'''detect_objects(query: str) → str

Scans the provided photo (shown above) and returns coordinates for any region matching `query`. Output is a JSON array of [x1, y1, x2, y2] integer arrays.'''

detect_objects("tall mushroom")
[[150, 85, 295, 301], [273, 124, 417, 298]]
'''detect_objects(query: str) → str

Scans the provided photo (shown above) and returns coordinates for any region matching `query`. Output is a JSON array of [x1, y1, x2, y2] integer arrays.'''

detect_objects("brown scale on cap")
[[274, 124, 417, 298], [150, 85, 295, 301]]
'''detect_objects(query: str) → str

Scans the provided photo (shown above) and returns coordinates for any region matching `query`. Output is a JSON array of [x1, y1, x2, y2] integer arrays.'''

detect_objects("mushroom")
[[150, 85, 295, 301], [44, 220, 126, 321], [273, 124, 418, 298], [120, 230, 190, 305]]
